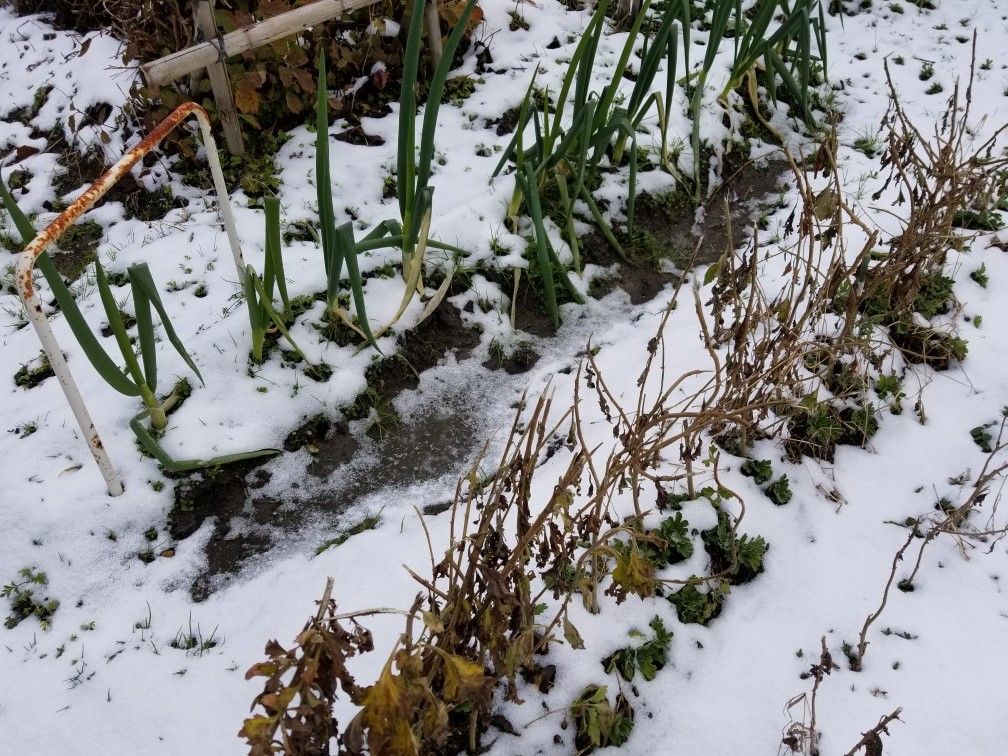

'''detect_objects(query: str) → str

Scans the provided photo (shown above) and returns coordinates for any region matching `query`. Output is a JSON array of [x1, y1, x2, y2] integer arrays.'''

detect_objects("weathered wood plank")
[[141, 0, 380, 86], [193, 0, 245, 155]]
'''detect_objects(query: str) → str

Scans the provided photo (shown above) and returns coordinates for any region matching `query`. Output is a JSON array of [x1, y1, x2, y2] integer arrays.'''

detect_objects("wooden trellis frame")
[[141, 0, 445, 154]]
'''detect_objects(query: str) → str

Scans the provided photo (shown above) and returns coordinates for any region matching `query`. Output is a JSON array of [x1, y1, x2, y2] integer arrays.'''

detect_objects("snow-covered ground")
[[2, 1, 1008, 754]]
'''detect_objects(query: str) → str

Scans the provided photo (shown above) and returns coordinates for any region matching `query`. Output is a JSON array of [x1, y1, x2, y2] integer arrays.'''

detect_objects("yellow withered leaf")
[[361, 666, 408, 722], [812, 188, 839, 221], [612, 544, 656, 599], [361, 666, 419, 756], [388, 719, 420, 756], [563, 617, 585, 650], [442, 653, 488, 702], [237, 713, 275, 740]]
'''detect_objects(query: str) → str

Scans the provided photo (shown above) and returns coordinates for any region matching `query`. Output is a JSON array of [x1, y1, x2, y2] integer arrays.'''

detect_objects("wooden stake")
[[193, 0, 245, 156], [424, 0, 443, 68]]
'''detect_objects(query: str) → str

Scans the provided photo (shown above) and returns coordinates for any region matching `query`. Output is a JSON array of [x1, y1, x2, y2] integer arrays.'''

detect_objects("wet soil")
[[482, 342, 541, 374], [171, 300, 483, 599], [585, 154, 789, 305], [169, 155, 790, 600]]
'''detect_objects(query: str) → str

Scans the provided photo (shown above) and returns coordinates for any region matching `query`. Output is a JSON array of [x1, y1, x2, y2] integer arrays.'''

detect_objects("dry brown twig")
[[781, 636, 838, 755], [843, 708, 903, 756]]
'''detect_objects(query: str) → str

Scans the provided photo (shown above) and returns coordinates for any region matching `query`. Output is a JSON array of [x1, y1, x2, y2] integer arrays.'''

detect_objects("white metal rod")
[[16, 103, 244, 496]]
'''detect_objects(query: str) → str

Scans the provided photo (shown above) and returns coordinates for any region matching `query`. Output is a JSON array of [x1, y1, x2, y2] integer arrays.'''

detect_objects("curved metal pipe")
[[15, 102, 245, 496]]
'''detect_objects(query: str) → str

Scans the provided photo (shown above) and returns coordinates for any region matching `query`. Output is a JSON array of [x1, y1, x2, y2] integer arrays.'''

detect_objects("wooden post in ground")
[[193, 0, 245, 156], [424, 1, 443, 68], [141, 0, 453, 156], [141, 0, 381, 86]]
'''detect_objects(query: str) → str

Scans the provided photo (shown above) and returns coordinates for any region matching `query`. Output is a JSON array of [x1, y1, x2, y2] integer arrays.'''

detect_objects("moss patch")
[[14, 351, 54, 389], [442, 76, 478, 106], [52, 219, 102, 281]]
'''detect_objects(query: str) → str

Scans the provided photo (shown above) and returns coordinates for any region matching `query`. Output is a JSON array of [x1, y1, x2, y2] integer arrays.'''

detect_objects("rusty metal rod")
[[16, 102, 245, 496]]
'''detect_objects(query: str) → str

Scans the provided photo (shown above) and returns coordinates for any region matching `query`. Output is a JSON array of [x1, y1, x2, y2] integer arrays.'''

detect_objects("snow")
[[2, 1, 1008, 754]]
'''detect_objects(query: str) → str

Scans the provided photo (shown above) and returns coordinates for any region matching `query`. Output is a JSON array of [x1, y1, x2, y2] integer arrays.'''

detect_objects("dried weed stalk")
[[242, 291, 769, 754], [240, 578, 374, 755]]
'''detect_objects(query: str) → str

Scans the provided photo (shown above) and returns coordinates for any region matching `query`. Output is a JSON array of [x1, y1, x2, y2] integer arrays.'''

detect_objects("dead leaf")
[[421, 610, 444, 633], [13, 145, 40, 163], [442, 653, 488, 702], [563, 617, 585, 649]]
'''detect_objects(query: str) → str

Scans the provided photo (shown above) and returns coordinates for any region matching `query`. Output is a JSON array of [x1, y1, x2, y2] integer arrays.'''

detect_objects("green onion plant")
[[492, 0, 676, 326], [245, 194, 310, 364], [312, 0, 475, 347], [2, 175, 277, 472], [684, 0, 827, 199]]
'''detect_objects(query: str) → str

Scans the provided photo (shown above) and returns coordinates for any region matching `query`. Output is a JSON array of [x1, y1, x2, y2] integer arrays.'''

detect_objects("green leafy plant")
[[766, 475, 793, 506], [603, 616, 672, 682], [686, 0, 827, 197], [970, 263, 989, 288], [740, 458, 773, 484], [799, 402, 845, 448], [612, 512, 694, 580], [889, 318, 968, 369], [3, 568, 58, 631], [846, 404, 879, 444], [669, 579, 728, 625], [875, 374, 905, 414], [702, 512, 769, 584], [94, 258, 203, 430], [971, 424, 994, 453], [912, 269, 955, 318], [570, 685, 635, 751], [952, 208, 1004, 231], [313, 0, 474, 345], [245, 195, 307, 364], [717, 0, 828, 120], [2, 175, 277, 473], [492, 0, 677, 325], [653, 512, 695, 565]]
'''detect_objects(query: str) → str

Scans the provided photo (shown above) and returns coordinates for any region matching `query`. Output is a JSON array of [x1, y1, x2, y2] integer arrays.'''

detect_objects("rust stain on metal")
[[13, 101, 235, 497], [19, 102, 206, 300]]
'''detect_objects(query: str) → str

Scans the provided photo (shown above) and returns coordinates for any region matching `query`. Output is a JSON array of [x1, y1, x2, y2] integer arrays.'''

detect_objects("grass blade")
[[410, 0, 477, 245], [594, 0, 651, 133], [517, 164, 559, 328], [316, 51, 340, 295], [336, 222, 379, 349], [245, 266, 266, 362], [249, 269, 310, 361], [398, 0, 425, 223], [491, 66, 539, 178], [131, 273, 157, 393], [96, 259, 145, 390], [131, 411, 279, 473]]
